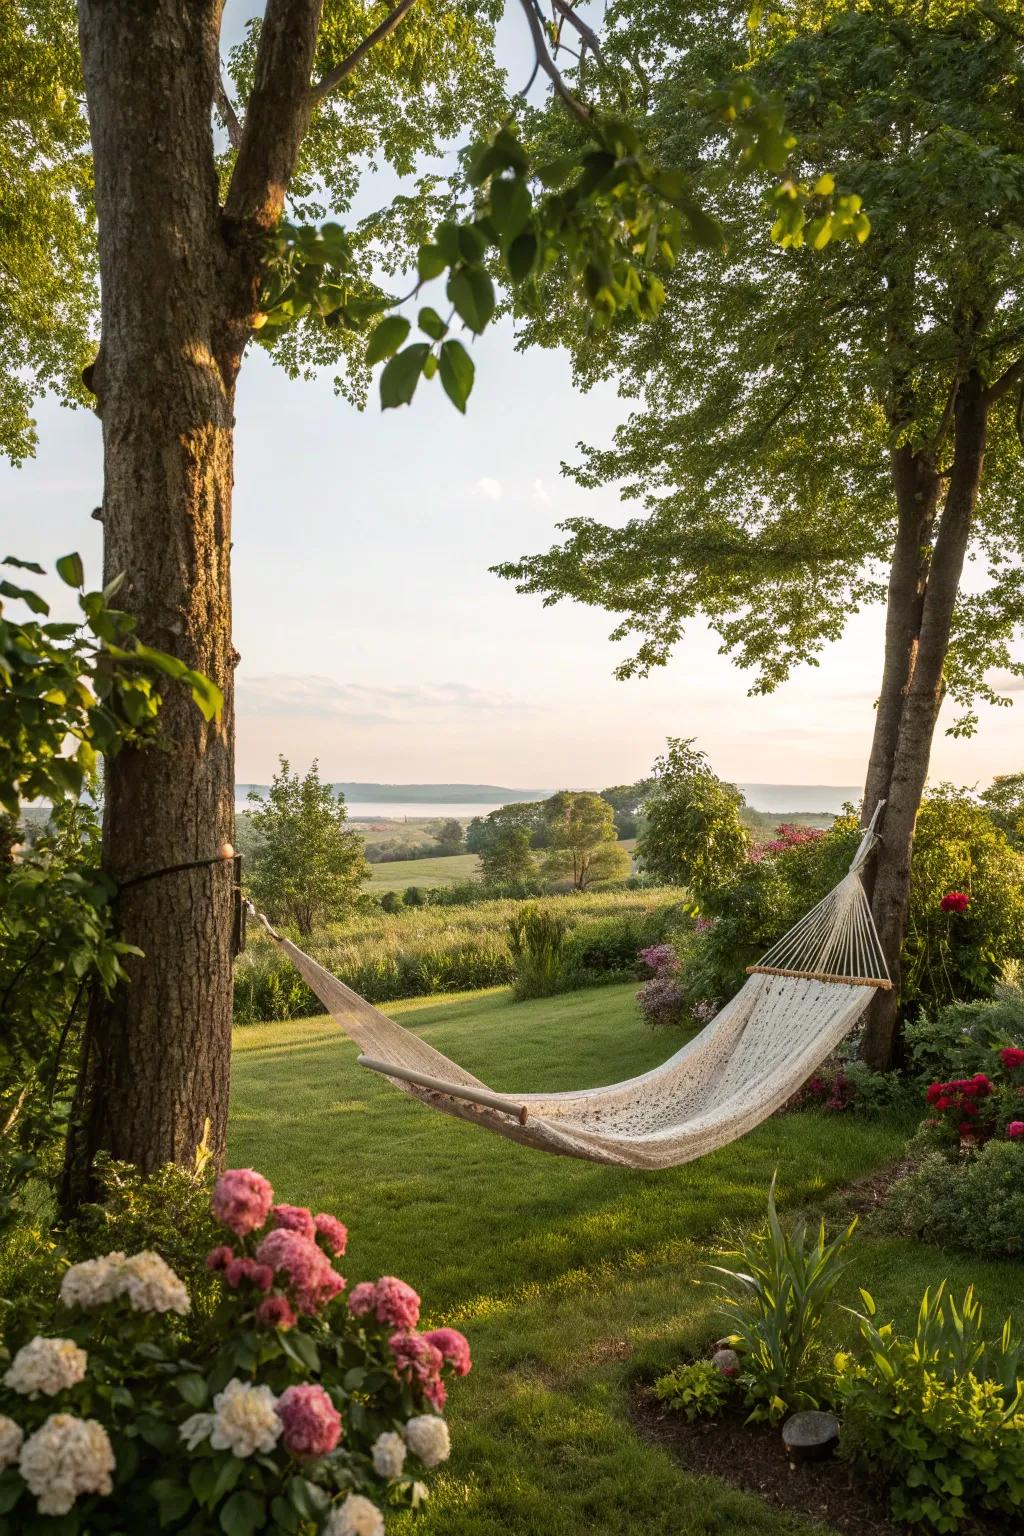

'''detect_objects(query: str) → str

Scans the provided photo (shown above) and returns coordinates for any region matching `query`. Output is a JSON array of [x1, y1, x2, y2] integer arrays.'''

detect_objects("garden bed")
[[631, 1388, 1006, 1536]]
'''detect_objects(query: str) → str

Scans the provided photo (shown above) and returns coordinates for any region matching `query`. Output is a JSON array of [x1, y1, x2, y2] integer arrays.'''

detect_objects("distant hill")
[[237, 782, 549, 805]]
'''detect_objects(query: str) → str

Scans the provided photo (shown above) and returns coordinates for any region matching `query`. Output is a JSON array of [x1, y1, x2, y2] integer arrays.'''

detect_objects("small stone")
[[711, 1347, 740, 1379], [781, 1410, 840, 1462]]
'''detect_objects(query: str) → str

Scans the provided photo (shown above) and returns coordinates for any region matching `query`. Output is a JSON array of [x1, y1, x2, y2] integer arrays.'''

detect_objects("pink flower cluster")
[[348, 1275, 421, 1330], [748, 824, 824, 864], [424, 1327, 472, 1377], [256, 1227, 346, 1316], [207, 1172, 349, 1322], [211, 1169, 273, 1236], [1000, 1047, 1024, 1075], [804, 1068, 854, 1113], [277, 1384, 342, 1458], [638, 944, 678, 977], [1007, 1121, 1024, 1141]]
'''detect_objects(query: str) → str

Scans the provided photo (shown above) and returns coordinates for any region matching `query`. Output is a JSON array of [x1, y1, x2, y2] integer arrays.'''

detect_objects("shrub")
[[708, 1177, 855, 1422], [879, 1141, 1024, 1259], [904, 990, 1024, 1084], [0, 1167, 470, 1532], [635, 943, 690, 1029], [651, 1360, 733, 1421], [508, 905, 569, 999], [837, 1284, 1024, 1532]]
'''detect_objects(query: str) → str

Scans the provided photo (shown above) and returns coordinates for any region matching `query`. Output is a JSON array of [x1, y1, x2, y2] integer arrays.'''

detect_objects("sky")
[[2, 7, 1021, 795]]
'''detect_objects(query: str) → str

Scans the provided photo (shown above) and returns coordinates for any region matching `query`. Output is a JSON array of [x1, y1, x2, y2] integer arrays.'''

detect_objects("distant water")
[[236, 797, 512, 821], [739, 784, 861, 815]]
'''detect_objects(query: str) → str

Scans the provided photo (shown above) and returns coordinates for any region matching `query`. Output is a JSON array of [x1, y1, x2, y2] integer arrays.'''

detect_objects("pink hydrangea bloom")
[[256, 1228, 345, 1315], [1007, 1121, 1024, 1140], [423, 1328, 471, 1376], [211, 1169, 274, 1236], [314, 1213, 348, 1257], [205, 1245, 234, 1272], [277, 1384, 342, 1458], [272, 1204, 316, 1241], [347, 1282, 376, 1317], [424, 1377, 447, 1411], [389, 1331, 444, 1393], [256, 1294, 297, 1330], [225, 1257, 274, 1292], [374, 1276, 421, 1329]]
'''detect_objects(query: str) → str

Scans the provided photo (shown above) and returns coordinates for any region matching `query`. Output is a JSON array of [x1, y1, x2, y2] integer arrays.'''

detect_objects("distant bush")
[[234, 889, 685, 1020], [508, 905, 569, 999]]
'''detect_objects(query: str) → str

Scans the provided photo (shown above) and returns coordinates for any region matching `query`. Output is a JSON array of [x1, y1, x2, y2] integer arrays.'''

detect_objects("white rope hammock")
[[245, 805, 890, 1169]]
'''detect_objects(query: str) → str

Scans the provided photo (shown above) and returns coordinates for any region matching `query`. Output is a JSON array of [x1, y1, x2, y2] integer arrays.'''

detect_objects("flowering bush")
[[922, 1072, 996, 1148], [635, 943, 691, 1028], [939, 889, 970, 914], [0, 1168, 469, 1533], [747, 823, 824, 864]]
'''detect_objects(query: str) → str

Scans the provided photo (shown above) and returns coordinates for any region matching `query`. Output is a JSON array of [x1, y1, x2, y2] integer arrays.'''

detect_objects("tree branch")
[[215, 72, 243, 150], [518, 0, 590, 124], [983, 353, 1024, 406], [550, 0, 604, 64], [309, 0, 421, 104], [224, 0, 323, 229]]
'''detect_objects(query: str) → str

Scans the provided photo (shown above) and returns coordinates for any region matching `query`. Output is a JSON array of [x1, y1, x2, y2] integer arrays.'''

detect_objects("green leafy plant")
[[879, 1141, 1024, 1260], [651, 1360, 733, 1422], [837, 1284, 1024, 1532], [508, 904, 569, 1000], [708, 1176, 855, 1422]]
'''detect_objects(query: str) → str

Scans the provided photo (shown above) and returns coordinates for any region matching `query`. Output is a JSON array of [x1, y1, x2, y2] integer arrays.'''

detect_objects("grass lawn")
[[366, 852, 482, 891], [229, 983, 1021, 1536]]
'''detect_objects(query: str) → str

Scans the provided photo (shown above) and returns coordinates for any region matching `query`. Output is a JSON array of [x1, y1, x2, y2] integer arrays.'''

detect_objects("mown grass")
[[366, 852, 483, 891], [229, 983, 1022, 1536]]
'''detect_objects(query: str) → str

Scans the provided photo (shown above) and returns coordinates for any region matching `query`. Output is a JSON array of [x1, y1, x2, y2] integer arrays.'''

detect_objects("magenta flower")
[[205, 1245, 234, 1272], [373, 1276, 421, 1330], [423, 1327, 471, 1376], [211, 1169, 274, 1236], [424, 1377, 448, 1411], [1007, 1121, 1024, 1141], [389, 1331, 444, 1393], [256, 1228, 346, 1315], [314, 1213, 348, 1257], [939, 890, 970, 914], [225, 1257, 274, 1292], [256, 1294, 297, 1330], [277, 1384, 342, 1458], [271, 1204, 316, 1241], [347, 1281, 376, 1317]]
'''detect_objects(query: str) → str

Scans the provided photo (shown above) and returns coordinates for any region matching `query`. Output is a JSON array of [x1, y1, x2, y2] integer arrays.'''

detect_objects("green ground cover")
[[365, 852, 482, 891], [229, 983, 1021, 1536]]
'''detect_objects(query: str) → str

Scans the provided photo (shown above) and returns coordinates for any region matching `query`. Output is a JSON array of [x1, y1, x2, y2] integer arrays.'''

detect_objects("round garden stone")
[[711, 1347, 740, 1378], [781, 1410, 840, 1462]]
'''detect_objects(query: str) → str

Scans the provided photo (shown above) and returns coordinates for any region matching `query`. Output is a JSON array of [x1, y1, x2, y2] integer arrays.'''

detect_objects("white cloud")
[[476, 476, 502, 501], [532, 477, 551, 505]]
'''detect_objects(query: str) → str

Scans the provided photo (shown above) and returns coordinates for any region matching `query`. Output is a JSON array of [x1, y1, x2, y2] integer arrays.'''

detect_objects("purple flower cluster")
[[639, 944, 679, 976]]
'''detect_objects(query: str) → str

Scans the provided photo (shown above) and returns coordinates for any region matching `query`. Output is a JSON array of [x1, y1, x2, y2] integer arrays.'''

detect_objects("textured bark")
[[61, 0, 331, 1206], [860, 375, 988, 1069]]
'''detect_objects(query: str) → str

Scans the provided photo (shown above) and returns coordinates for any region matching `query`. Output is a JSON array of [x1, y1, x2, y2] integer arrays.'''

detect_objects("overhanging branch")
[[215, 72, 243, 150], [309, 0, 421, 103], [518, 0, 590, 124], [983, 353, 1024, 406]]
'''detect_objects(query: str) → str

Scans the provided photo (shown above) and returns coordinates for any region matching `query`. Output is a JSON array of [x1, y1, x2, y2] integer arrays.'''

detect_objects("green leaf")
[[185, 669, 224, 723], [219, 1490, 265, 1536], [418, 306, 447, 341], [380, 343, 431, 409], [446, 269, 495, 334], [2, 556, 45, 573], [489, 177, 531, 238], [506, 231, 537, 284], [365, 314, 411, 365], [56, 552, 85, 588], [439, 339, 475, 413], [0, 580, 49, 615], [417, 244, 447, 282], [287, 1478, 329, 1520], [174, 1372, 208, 1408]]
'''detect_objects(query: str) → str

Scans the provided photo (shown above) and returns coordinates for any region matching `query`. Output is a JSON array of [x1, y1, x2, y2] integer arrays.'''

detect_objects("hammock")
[[245, 806, 890, 1169]]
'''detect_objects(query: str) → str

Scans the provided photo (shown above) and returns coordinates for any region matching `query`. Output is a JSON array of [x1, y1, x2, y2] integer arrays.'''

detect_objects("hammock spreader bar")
[[357, 1053, 530, 1125]]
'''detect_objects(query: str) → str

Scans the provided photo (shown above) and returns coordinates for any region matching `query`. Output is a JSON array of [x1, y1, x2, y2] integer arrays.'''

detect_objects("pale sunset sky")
[[2, 4, 1020, 794]]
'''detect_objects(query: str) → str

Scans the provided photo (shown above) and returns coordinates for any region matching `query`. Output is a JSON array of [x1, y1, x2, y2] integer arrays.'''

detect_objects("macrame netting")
[[247, 810, 890, 1169]]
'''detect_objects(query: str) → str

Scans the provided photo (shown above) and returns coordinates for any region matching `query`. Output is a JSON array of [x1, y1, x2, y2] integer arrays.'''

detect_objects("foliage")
[[879, 1141, 1024, 1262], [635, 740, 749, 902], [981, 771, 1024, 850], [0, 2, 95, 463], [233, 890, 683, 1020], [0, 558, 220, 1225], [496, 1, 1024, 722], [473, 804, 539, 887], [651, 1360, 732, 1422], [0, 1166, 469, 1534], [708, 1176, 855, 1423], [539, 791, 629, 890], [837, 1284, 1024, 1532], [247, 760, 369, 939], [599, 780, 652, 840], [901, 788, 1024, 1011], [635, 943, 689, 1030], [794, 1058, 910, 1117], [904, 990, 1024, 1085], [508, 905, 570, 1001]]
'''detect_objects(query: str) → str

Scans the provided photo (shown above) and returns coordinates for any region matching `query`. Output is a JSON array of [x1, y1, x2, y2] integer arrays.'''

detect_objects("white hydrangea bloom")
[[208, 1379, 280, 1457], [118, 1251, 190, 1316], [324, 1492, 386, 1536], [371, 1430, 407, 1480], [0, 1415, 24, 1470], [18, 1413, 115, 1516], [3, 1338, 88, 1398], [60, 1253, 127, 1310], [403, 1414, 450, 1469], [178, 1412, 215, 1451]]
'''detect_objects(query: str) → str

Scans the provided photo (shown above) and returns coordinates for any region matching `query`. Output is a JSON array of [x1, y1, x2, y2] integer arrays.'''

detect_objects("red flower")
[[1000, 1048, 1024, 1074], [939, 890, 969, 914], [1007, 1121, 1024, 1141]]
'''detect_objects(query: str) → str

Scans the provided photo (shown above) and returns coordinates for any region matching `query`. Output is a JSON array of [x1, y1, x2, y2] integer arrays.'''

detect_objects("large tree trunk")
[[860, 375, 988, 1069], [62, 0, 238, 1203]]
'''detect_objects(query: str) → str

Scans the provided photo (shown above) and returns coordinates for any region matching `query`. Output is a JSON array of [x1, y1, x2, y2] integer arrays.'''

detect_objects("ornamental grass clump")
[[837, 1284, 1024, 1533], [708, 1175, 856, 1423], [0, 1167, 470, 1533]]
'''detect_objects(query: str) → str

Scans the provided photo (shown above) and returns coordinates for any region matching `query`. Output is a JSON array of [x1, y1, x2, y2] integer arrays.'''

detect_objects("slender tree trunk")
[[62, 0, 239, 1203], [860, 375, 988, 1068]]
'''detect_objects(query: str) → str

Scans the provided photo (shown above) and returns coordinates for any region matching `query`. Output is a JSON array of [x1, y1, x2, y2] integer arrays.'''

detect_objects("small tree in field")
[[248, 759, 368, 937], [637, 740, 749, 902], [433, 817, 465, 856], [541, 791, 630, 890], [475, 804, 538, 886]]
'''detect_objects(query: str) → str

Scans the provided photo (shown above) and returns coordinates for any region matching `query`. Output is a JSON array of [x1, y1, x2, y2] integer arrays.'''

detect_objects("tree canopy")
[[539, 790, 629, 889], [636, 739, 749, 901], [247, 759, 369, 936]]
